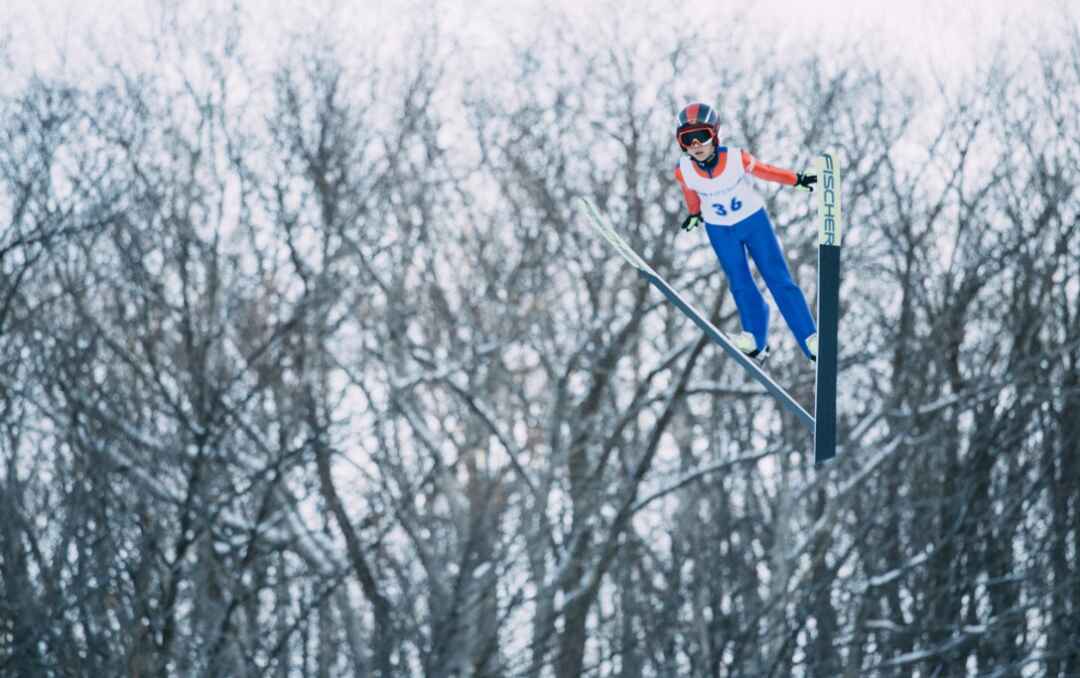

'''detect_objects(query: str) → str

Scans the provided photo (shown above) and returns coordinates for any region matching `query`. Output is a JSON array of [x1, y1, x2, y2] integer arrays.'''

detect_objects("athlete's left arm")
[[741, 150, 799, 185]]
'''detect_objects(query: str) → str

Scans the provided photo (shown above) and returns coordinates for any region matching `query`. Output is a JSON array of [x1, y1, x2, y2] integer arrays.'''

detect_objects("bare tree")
[[3, 3, 1079, 677]]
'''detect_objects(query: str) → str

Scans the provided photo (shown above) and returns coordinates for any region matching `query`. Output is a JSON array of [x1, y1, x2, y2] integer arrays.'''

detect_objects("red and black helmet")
[[676, 102, 719, 150]]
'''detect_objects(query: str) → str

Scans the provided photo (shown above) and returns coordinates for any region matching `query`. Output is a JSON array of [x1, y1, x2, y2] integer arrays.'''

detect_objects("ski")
[[813, 150, 843, 465], [577, 198, 814, 431]]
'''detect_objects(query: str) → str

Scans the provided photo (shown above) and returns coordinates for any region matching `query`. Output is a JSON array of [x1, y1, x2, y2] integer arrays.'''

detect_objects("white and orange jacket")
[[675, 147, 799, 226]]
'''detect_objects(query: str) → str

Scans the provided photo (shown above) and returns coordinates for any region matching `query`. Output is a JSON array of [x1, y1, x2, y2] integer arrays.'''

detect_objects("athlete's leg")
[[705, 222, 769, 351], [742, 209, 817, 357]]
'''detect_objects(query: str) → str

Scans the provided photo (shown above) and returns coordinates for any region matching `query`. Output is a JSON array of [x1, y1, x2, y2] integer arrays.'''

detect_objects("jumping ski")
[[576, 197, 814, 431], [813, 150, 843, 464]]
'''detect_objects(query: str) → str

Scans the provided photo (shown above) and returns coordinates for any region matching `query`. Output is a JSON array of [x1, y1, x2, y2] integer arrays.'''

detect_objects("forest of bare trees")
[[2, 3, 1078, 676]]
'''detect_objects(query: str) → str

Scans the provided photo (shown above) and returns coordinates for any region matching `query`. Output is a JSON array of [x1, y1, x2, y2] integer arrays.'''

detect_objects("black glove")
[[681, 213, 703, 232], [795, 172, 817, 192]]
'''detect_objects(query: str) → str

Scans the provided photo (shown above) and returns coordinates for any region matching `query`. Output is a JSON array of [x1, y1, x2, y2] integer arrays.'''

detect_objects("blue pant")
[[705, 208, 817, 357]]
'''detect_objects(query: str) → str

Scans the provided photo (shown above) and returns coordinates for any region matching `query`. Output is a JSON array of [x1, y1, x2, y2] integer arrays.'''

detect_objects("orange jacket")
[[675, 148, 797, 214]]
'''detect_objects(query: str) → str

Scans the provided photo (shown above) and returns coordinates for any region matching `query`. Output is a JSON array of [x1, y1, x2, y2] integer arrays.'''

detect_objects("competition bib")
[[679, 147, 765, 226]]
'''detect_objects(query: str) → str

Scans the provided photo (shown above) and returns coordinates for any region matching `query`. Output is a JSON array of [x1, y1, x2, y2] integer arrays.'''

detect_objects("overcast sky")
[[5, 0, 1075, 86]]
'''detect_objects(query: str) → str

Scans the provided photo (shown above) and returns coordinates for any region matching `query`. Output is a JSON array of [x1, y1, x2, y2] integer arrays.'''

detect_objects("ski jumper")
[[675, 147, 816, 357]]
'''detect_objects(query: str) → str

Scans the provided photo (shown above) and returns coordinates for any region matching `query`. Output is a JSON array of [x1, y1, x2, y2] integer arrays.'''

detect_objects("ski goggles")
[[678, 128, 715, 147]]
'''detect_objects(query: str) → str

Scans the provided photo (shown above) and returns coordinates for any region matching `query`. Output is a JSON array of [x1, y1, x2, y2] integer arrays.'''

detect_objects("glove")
[[794, 171, 817, 192], [681, 213, 703, 232]]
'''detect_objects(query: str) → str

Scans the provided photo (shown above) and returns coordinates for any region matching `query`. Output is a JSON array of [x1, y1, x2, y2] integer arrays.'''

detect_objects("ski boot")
[[805, 333, 818, 362], [733, 331, 770, 365]]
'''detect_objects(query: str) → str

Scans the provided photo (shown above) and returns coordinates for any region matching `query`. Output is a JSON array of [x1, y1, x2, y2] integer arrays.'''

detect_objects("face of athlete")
[[686, 137, 715, 162]]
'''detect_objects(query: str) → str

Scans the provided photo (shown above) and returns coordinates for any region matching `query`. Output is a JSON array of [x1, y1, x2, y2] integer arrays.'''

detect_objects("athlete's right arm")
[[674, 165, 701, 213]]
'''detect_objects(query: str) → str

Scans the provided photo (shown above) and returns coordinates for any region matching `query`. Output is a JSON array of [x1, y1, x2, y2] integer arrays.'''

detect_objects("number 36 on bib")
[[711, 196, 743, 217]]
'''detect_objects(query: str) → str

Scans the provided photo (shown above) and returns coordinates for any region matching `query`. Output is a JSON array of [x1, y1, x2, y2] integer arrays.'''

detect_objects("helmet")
[[676, 102, 719, 150]]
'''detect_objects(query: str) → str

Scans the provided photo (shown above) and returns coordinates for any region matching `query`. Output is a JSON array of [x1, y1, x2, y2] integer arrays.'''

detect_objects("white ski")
[[577, 197, 814, 431]]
